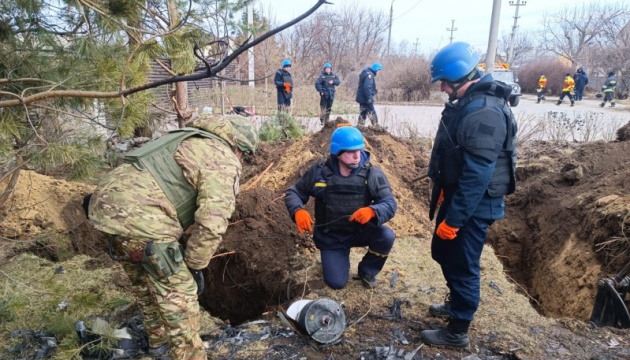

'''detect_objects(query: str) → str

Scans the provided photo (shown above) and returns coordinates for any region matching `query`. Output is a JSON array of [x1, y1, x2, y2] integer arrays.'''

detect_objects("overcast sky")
[[254, 0, 589, 54]]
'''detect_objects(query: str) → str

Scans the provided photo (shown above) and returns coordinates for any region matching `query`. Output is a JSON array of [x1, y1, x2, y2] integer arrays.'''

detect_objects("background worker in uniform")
[[600, 71, 617, 107], [285, 126, 397, 290], [424, 41, 518, 349], [356, 62, 382, 126], [573, 67, 588, 101], [556, 73, 576, 106], [86, 115, 259, 360], [536, 73, 547, 103], [275, 59, 293, 112], [315, 62, 341, 125]]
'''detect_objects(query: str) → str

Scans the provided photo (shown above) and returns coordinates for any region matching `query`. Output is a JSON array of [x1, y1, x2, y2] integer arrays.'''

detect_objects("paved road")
[[259, 94, 629, 140]]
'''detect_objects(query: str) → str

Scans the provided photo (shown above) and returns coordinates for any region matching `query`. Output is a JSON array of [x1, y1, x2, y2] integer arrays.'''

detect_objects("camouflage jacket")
[[89, 116, 241, 270]]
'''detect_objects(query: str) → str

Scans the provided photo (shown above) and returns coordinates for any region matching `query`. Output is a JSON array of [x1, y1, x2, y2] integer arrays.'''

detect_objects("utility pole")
[[507, 0, 526, 65], [247, 2, 255, 88], [446, 20, 457, 44], [484, 0, 502, 75], [386, 0, 394, 56], [413, 38, 420, 55]]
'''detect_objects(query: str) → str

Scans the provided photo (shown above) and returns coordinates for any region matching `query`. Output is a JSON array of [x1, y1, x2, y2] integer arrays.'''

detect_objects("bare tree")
[[277, 3, 388, 81], [539, 2, 626, 67]]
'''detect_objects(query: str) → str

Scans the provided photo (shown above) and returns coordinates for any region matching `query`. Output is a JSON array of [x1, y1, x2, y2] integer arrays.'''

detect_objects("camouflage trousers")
[[120, 239, 207, 360]]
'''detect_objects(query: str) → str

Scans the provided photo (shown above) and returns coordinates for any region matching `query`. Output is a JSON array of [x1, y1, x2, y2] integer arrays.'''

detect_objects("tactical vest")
[[314, 162, 371, 233], [279, 71, 293, 88], [124, 128, 232, 228], [321, 74, 337, 89], [430, 83, 517, 197]]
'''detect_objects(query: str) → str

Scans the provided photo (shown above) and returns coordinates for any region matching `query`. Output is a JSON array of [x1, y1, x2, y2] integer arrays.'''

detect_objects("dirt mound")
[[0, 171, 106, 260], [243, 118, 432, 237], [489, 140, 630, 320], [617, 120, 630, 141]]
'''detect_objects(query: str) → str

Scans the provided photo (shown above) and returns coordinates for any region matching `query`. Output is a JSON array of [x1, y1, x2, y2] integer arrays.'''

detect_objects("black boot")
[[611, 102, 616, 107], [556, 100, 561, 106], [429, 294, 451, 318], [421, 318, 470, 348], [600, 102, 605, 108]]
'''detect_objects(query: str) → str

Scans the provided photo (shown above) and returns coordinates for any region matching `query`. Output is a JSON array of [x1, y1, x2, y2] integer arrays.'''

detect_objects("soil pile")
[[489, 137, 630, 321]]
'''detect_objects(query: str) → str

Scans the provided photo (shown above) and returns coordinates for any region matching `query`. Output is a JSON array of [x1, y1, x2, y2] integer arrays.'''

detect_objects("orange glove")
[[437, 189, 444, 206], [349, 207, 376, 224], [283, 82, 291, 93], [294, 209, 313, 234], [436, 220, 459, 240]]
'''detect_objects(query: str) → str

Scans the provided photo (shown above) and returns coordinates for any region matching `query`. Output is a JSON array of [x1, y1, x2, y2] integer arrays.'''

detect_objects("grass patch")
[[0, 254, 134, 358]]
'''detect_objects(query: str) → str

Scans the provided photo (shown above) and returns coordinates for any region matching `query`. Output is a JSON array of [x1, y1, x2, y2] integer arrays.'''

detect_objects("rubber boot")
[[536, 99, 540, 104], [421, 318, 470, 348], [611, 102, 616, 108], [556, 100, 562, 106], [570, 100, 575, 107], [600, 102, 605, 108]]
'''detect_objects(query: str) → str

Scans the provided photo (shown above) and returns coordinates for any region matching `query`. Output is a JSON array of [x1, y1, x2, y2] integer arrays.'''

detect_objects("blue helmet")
[[282, 59, 292, 67], [371, 62, 383, 72], [430, 42, 480, 83], [330, 127, 365, 156], [323, 62, 332, 70]]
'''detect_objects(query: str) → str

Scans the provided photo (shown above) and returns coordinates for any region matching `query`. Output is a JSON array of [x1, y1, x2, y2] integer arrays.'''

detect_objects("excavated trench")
[[487, 140, 630, 322]]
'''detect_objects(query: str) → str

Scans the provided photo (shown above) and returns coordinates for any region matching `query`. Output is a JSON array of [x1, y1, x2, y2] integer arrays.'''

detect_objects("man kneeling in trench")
[[85, 114, 258, 360], [285, 125, 397, 289]]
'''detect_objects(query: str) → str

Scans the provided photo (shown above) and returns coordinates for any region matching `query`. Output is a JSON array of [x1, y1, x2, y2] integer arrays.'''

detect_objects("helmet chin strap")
[[446, 70, 479, 102]]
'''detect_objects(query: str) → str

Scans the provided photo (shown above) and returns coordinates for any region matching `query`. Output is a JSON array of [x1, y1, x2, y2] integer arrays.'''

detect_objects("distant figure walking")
[[573, 67, 588, 101], [556, 73, 575, 107], [315, 62, 341, 125], [536, 74, 547, 103], [356, 62, 382, 126], [600, 71, 617, 108]]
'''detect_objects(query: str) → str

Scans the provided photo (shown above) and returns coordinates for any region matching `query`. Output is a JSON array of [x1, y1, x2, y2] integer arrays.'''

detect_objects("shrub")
[[259, 111, 303, 142]]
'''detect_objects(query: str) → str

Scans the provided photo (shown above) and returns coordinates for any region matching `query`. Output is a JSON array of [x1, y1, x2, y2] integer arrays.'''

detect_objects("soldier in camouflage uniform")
[[87, 114, 259, 360]]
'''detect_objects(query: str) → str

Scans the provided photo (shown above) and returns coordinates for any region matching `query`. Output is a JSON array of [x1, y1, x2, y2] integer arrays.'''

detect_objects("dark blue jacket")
[[285, 151, 397, 249], [315, 71, 341, 99], [439, 75, 515, 227], [573, 72, 588, 90], [355, 67, 377, 104], [274, 69, 293, 100]]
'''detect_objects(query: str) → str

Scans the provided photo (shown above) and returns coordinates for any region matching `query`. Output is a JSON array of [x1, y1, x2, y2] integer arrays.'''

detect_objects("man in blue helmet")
[[285, 125, 397, 290], [356, 62, 382, 126], [422, 42, 518, 348], [315, 62, 341, 125], [275, 59, 293, 111]]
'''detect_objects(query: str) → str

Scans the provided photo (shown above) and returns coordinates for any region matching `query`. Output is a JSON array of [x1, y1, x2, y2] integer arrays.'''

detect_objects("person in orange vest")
[[556, 73, 575, 107], [536, 74, 547, 103]]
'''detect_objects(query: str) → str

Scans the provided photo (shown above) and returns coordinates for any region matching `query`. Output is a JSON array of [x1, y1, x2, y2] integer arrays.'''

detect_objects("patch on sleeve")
[[378, 176, 386, 185], [367, 74, 372, 79], [478, 123, 495, 136]]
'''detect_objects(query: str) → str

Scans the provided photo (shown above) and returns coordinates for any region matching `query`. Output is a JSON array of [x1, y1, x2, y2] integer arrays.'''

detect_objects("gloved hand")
[[436, 220, 459, 240], [349, 207, 375, 224], [189, 268, 205, 295], [437, 189, 444, 206], [366, 99, 373, 104], [283, 82, 291, 93], [294, 209, 313, 234]]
